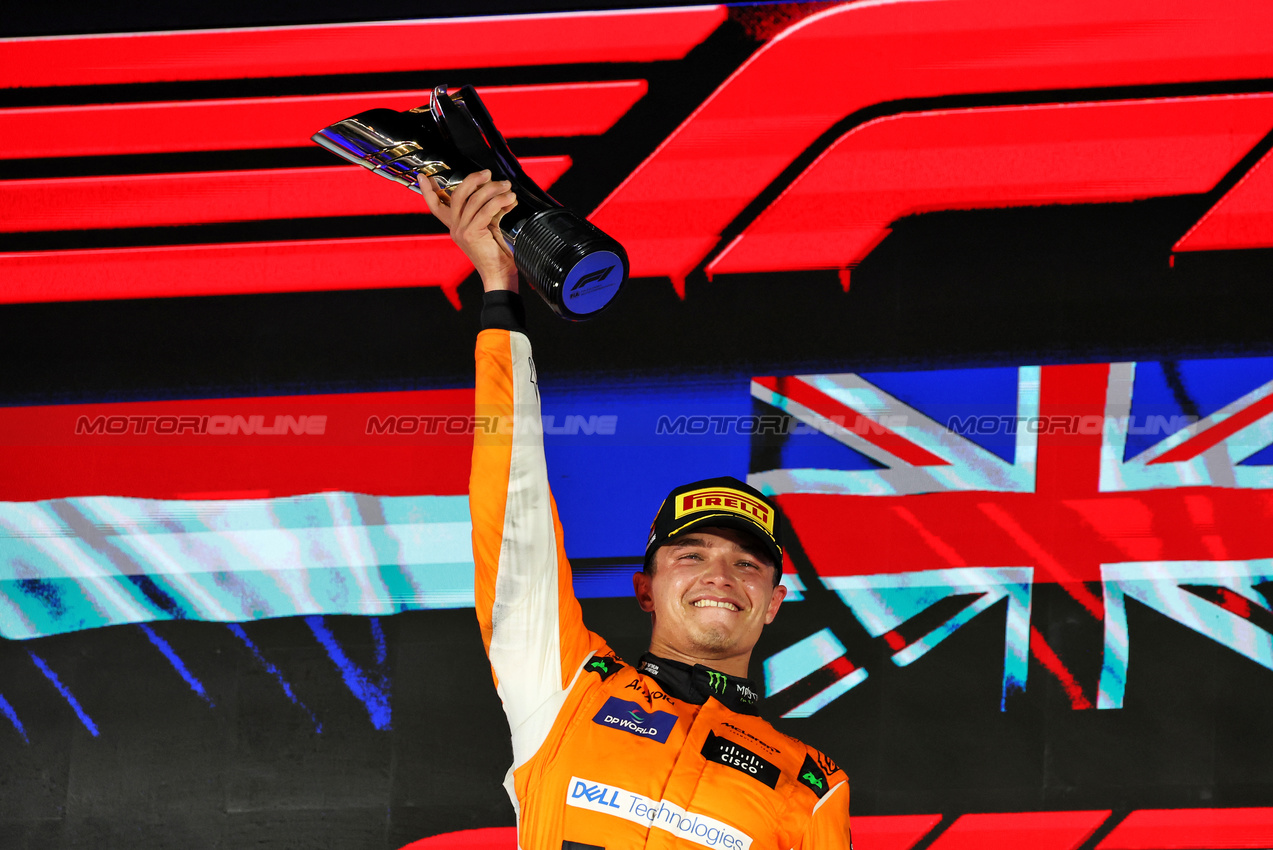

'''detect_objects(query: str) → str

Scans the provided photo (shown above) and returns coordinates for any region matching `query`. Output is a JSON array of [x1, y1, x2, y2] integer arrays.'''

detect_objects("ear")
[[632, 570, 655, 613], [763, 582, 787, 625]]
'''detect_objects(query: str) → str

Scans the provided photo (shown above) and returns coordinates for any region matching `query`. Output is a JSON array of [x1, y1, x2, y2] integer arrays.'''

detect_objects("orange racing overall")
[[471, 319, 851, 850]]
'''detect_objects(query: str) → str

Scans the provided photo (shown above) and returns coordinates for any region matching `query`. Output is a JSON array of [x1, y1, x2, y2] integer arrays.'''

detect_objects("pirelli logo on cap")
[[674, 488, 775, 535]]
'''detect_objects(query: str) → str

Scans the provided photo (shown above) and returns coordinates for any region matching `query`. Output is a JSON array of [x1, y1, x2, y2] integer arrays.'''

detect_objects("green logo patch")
[[586, 654, 623, 681], [798, 753, 830, 798]]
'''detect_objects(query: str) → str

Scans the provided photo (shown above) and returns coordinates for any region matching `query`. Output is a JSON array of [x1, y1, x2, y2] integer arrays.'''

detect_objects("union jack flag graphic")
[[752, 357, 1273, 714]]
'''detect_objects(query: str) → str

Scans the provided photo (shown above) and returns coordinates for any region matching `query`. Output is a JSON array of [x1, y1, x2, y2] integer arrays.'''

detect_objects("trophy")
[[312, 84, 628, 320]]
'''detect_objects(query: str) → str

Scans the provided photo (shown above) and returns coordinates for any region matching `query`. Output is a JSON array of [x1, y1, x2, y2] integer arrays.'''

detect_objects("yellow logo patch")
[[674, 487, 775, 535]]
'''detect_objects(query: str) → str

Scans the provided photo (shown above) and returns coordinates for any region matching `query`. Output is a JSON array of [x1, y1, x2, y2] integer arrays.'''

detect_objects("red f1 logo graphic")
[[4, 0, 1273, 303], [592, 0, 1273, 291]]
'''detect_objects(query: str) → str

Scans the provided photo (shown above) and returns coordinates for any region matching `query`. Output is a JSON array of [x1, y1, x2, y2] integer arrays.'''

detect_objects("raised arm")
[[429, 173, 604, 773]]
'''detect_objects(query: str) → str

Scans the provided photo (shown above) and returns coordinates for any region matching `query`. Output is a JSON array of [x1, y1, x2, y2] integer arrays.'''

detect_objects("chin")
[[687, 625, 736, 654]]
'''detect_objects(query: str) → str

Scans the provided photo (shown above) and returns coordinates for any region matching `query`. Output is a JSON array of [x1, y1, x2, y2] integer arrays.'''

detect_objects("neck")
[[645, 638, 752, 678], [638, 652, 762, 714]]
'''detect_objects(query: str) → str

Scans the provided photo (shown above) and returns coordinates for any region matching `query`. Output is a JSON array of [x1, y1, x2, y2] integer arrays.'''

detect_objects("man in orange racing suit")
[[425, 171, 851, 850]]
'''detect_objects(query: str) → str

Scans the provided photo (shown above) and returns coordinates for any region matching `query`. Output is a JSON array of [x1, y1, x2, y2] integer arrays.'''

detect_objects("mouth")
[[692, 599, 741, 612]]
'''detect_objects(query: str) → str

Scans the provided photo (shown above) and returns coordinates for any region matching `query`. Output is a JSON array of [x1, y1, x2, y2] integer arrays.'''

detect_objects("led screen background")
[[3, 0, 1273, 847]]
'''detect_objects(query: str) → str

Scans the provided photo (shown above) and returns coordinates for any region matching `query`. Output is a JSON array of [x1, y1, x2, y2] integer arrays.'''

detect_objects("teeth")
[[693, 600, 739, 611]]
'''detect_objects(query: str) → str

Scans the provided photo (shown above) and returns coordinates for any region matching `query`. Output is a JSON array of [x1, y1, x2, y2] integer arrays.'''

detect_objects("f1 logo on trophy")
[[313, 84, 629, 320]]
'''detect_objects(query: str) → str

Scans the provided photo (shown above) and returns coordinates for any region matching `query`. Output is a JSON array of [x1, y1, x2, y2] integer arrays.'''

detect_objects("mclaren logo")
[[675, 488, 774, 534]]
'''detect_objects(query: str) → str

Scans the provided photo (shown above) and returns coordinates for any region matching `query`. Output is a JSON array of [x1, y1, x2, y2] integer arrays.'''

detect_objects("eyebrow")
[[667, 536, 711, 549]]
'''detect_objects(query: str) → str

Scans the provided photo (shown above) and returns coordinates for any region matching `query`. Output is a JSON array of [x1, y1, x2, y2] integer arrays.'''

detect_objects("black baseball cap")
[[645, 476, 784, 573]]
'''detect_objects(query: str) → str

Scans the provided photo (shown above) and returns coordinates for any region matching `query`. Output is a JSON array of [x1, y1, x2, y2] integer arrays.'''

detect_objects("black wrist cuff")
[[480, 290, 526, 332]]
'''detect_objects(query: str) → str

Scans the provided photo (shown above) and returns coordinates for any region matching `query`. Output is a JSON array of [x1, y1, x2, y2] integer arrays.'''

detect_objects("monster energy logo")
[[706, 671, 728, 694], [801, 771, 824, 790]]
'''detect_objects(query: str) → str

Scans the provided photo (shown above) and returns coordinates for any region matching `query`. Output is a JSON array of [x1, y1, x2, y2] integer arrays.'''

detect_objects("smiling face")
[[633, 526, 787, 677]]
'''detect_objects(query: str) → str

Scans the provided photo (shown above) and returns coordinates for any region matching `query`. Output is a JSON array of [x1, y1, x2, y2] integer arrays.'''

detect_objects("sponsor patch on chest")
[[591, 696, 677, 743], [567, 776, 753, 850], [701, 732, 780, 789]]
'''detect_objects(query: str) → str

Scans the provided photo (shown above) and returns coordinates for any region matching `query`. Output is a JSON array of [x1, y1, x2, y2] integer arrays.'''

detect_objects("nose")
[[698, 552, 736, 585]]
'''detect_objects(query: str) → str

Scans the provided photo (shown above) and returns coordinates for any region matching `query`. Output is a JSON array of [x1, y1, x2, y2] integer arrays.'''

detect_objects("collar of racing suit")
[[636, 653, 761, 716]]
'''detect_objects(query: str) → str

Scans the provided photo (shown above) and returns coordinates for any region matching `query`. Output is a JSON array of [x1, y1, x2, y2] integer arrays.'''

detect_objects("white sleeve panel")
[[487, 332, 576, 770]]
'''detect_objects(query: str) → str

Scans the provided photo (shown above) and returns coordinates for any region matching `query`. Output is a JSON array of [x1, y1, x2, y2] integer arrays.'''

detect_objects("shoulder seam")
[[811, 779, 846, 815]]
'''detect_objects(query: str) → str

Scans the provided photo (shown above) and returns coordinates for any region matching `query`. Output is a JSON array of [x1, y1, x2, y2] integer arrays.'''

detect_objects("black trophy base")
[[514, 209, 629, 321]]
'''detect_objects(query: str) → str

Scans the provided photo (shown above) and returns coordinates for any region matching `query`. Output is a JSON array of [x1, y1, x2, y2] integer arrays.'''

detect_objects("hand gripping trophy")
[[313, 84, 628, 320]]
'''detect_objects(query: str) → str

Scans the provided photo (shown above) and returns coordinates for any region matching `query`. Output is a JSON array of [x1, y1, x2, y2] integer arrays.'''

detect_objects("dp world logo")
[[592, 697, 677, 743]]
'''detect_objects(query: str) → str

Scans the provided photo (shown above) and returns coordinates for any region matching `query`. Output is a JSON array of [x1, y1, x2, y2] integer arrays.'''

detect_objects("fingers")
[[454, 173, 515, 234], [468, 189, 517, 236], [420, 176, 452, 227], [446, 170, 484, 218], [424, 169, 519, 278], [487, 202, 517, 259]]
